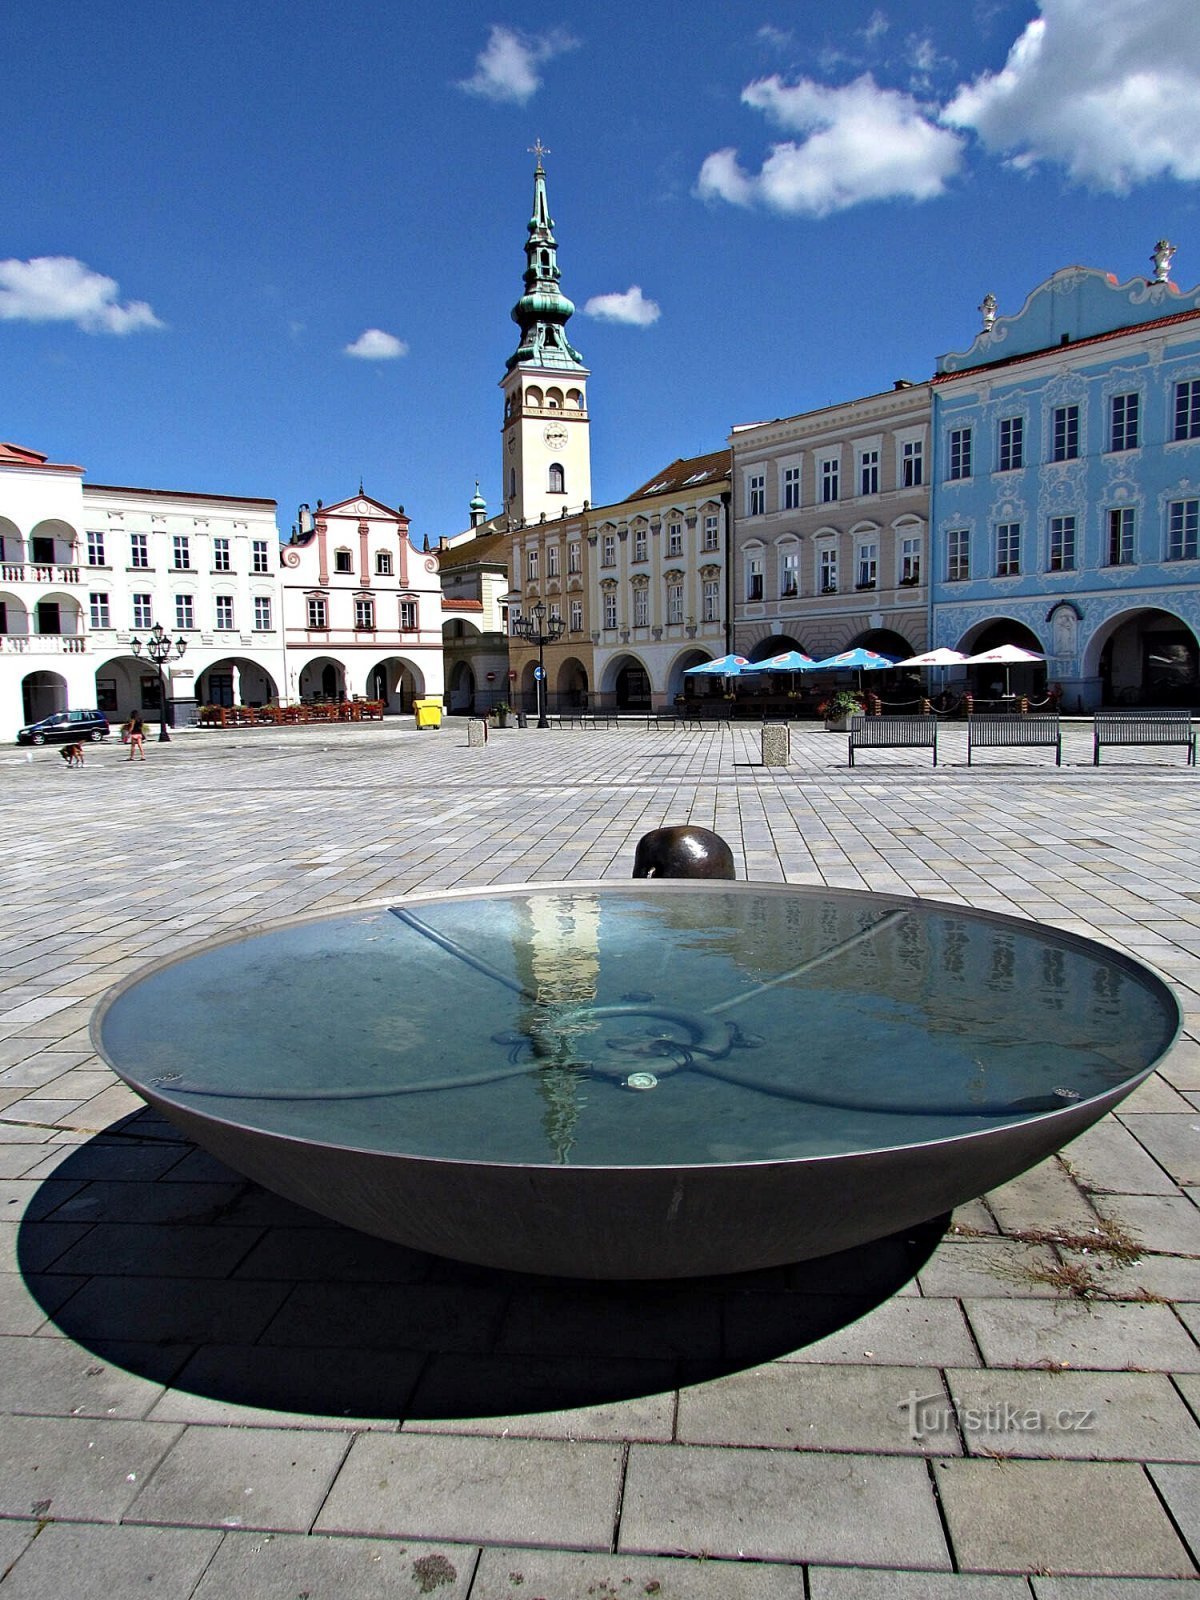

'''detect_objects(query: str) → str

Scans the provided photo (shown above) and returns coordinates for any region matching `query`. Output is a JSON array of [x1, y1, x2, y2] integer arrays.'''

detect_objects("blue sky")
[[4, 0, 1199, 544]]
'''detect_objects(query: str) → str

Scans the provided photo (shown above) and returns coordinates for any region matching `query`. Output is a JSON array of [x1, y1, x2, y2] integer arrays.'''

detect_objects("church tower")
[[500, 146, 591, 527]]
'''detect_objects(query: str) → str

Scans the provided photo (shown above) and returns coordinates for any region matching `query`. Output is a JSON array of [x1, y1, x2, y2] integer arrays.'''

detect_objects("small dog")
[[60, 743, 84, 767]]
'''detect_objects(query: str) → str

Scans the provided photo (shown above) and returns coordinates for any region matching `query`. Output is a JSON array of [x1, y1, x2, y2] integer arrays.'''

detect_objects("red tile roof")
[[0, 441, 84, 472], [934, 305, 1200, 383], [624, 448, 731, 501]]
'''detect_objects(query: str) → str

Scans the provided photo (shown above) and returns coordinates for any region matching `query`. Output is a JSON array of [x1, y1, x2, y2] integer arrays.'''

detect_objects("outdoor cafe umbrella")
[[896, 647, 969, 670], [755, 649, 817, 672], [683, 653, 764, 677], [961, 643, 1045, 697], [809, 647, 899, 692]]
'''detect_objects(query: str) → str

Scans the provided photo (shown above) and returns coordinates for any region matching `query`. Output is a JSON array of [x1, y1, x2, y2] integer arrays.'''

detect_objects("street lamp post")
[[512, 599, 565, 729], [130, 622, 188, 742]]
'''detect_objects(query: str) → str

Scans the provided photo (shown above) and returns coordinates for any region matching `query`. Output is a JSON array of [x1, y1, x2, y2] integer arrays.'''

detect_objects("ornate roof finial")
[[979, 292, 998, 332], [1151, 239, 1176, 284], [528, 138, 551, 171]]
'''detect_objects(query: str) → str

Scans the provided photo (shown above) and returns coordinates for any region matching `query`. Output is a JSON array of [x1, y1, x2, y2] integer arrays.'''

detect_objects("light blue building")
[[930, 247, 1200, 709]]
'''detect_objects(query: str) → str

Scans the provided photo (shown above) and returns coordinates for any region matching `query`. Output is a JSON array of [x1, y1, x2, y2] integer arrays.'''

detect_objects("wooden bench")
[[968, 714, 1062, 766], [848, 714, 938, 767], [1093, 711, 1196, 765]]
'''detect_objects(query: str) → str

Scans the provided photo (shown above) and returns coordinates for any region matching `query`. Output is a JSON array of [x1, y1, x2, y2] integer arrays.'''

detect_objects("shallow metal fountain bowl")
[[91, 882, 1180, 1278]]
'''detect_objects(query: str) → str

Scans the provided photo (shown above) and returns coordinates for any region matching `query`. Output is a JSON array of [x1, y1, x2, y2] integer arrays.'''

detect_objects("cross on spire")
[[528, 138, 551, 168]]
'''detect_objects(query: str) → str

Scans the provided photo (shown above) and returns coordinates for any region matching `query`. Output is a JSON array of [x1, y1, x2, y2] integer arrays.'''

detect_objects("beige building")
[[730, 382, 930, 663]]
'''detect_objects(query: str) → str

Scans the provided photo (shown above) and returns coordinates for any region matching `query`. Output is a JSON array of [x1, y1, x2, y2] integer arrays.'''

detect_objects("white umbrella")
[[961, 643, 1045, 697], [896, 648, 968, 668]]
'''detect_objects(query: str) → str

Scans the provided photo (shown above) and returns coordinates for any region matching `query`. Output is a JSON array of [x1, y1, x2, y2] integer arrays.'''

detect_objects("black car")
[[17, 709, 110, 745]]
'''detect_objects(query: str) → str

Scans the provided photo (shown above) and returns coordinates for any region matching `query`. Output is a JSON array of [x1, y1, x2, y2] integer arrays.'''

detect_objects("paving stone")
[[18, 1142, 189, 1183], [772, 1295, 980, 1366], [191, 1531, 476, 1599], [472, 1546, 807, 1598], [42, 1180, 249, 1225], [1093, 1194, 1200, 1256], [497, 1287, 722, 1361], [231, 1225, 429, 1282], [147, 1342, 421, 1428], [0, 1520, 38, 1578], [0, 1270, 87, 1336], [618, 1442, 949, 1567], [809, 1570, 1029, 1599], [1146, 1465, 1200, 1566], [1119, 1117, 1200, 1186], [44, 1275, 289, 1345], [0, 1218, 91, 1273], [963, 1298, 1200, 1371], [676, 1362, 958, 1455], [1032, 1579, 1200, 1598], [51, 1222, 263, 1279], [917, 1237, 1064, 1298], [1061, 1122, 1179, 1195], [314, 1433, 622, 1549], [934, 1459, 1194, 1576], [944, 1369, 1200, 1460], [0, 1333, 169, 1420], [126, 1424, 350, 1533], [986, 1160, 1099, 1235], [0, 1521, 220, 1600], [0, 1413, 181, 1522], [258, 1282, 507, 1353]]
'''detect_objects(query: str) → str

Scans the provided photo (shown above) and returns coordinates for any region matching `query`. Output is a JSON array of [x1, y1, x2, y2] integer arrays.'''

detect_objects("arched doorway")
[[748, 634, 806, 662], [22, 671, 66, 724], [196, 658, 279, 709], [848, 628, 916, 660], [674, 649, 718, 704], [298, 657, 347, 703], [555, 657, 588, 710], [448, 660, 475, 713], [366, 657, 425, 713], [956, 619, 1046, 700], [1090, 608, 1200, 708]]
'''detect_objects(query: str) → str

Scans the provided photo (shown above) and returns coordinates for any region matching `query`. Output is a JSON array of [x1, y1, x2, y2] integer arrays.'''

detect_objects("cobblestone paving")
[[2, 719, 1200, 1595]]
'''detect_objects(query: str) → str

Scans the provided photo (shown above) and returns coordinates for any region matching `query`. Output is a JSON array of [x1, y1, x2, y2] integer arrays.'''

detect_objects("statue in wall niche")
[[632, 826, 736, 881], [1051, 606, 1078, 659]]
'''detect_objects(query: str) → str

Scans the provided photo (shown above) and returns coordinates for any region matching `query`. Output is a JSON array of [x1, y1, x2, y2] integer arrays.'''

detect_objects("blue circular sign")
[[533, 666, 545, 680]]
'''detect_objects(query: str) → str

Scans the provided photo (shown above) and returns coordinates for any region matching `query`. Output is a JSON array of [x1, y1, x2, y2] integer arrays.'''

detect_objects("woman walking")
[[126, 711, 146, 761]]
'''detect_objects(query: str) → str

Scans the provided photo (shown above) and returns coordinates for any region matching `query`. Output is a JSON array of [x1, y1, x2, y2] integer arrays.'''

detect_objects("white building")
[[280, 492, 444, 709], [0, 441, 286, 739]]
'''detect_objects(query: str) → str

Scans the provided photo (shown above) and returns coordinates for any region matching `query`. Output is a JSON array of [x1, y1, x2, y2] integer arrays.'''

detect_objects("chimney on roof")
[[893, 379, 914, 390]]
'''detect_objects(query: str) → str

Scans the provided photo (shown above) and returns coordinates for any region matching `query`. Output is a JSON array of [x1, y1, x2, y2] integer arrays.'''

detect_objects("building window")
[[548, 462, 565, 494], [1174, 379, 1200, 441], [130, 533, 149, 569], [997, 416, 1024, 472], [215, 595, 234, 630], [86, 532, 106, 566], [568, 542, 581, 574], [354, 597, 375, 630], [172, 535, 190, 570], [253, 596, 273, 631], [548, 602, 561, 628], [856, 543, 877, 589], [858, 449, 879, 497], [335, 549, 353, 574], [175, 594, 194, 630], [947, 528, 970, 581], [820, 548, 838, 593], [667, 523, 683, 556], [702, 579, 719, 621], [902, 439, 923, 487], [375, 550, 393, 576], [547, 544, 559, 577], [1109, 392, 1139, 453], [633, 528, 648, 562], [399, 599, 417, 629], [88, 592, 110, 628], [745, 553, 764, 601], [948, 428, 972, 480], [602, 534, 616, 567], [603, 591, 618, 629], [820, 457, 840, 503], [780, 548, 799, 597], [569, 598, 583, 631], [666, 582, 684, 624], [132, 594, 153, 630], [996, 522, 1021, 576], [1167, 498, 1199, 561], [307, 596, 328, 629], [1048, 515, 1076, 571], [703, 514, 720, 550], [748, 473, 765, 516], [527, 549, 539, 582], [783, 465, 801, 509], [212, 536, 231, 572], [634, 587, 649, 627], [1107, 507, 1135, 566], [900, 537, 921, 586], [1052, 405, 1080, 462], [252, 539, 271, 574]]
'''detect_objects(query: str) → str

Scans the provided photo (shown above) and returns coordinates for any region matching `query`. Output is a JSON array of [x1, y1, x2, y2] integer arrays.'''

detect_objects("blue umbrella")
[[683, 654, 764, 676], [754, 649, 817, 672], [809, 648, 898, 672]]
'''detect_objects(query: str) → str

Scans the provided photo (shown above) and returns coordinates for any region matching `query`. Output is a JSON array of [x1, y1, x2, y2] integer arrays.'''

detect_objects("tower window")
[[549, 463, 565, 494]]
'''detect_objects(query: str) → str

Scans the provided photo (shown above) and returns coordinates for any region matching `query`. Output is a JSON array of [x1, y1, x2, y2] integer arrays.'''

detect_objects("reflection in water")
[[517, 892, 601, 1163]]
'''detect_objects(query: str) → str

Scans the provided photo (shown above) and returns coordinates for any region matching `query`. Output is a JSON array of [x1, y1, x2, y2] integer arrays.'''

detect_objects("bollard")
[[467, 718, 488, 747], [761, 722, 790, 767]]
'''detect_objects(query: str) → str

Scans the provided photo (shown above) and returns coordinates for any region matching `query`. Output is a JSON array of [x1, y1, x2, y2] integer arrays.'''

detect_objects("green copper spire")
[[506, 146, 584, 372]]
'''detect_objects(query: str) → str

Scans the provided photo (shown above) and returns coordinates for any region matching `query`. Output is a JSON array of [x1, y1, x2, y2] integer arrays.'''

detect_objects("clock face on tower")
[[543, 422, 568, 450]]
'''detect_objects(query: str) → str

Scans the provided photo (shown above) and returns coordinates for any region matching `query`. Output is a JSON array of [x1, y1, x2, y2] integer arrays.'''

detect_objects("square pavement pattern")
[[2, 717, 1200, 1595]]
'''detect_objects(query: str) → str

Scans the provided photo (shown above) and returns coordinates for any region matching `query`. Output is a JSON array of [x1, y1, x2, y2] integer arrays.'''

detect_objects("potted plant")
[[817, 690, 865, 731], [492, 701, 510, 728]]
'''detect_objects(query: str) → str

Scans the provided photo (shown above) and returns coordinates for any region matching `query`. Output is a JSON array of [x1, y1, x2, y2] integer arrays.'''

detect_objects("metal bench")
[[848, 714, 938, 767], [1093, 710, 1196, 766], [647, 710, 707, 730], [968, 714, 1062, 766], [548, 711, 618, 730]]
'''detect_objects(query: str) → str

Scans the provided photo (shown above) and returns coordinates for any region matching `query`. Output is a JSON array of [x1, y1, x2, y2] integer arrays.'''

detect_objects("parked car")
[[17, 709, 110, 745]]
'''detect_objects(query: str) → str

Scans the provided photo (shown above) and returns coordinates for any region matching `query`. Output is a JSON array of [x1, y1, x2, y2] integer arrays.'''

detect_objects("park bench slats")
[[968, 715, 1062, 765], [848, 714, 938, 767], [1093, 711, 1196, 766]]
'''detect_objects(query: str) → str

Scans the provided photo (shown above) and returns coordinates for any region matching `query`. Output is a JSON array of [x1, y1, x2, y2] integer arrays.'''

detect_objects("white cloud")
[[344, 328, 408, 360], [459, 25, 577, 106], [697, 74, 964, 217], [943, 0, 1200, 189], [0, 256, 162, 334], [582, 286, 661, 327], [862, 10, 889, 45]]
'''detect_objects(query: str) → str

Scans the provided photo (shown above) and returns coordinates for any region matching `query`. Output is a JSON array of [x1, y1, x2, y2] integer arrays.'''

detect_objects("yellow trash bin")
[[413, 698, 443, 730]]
